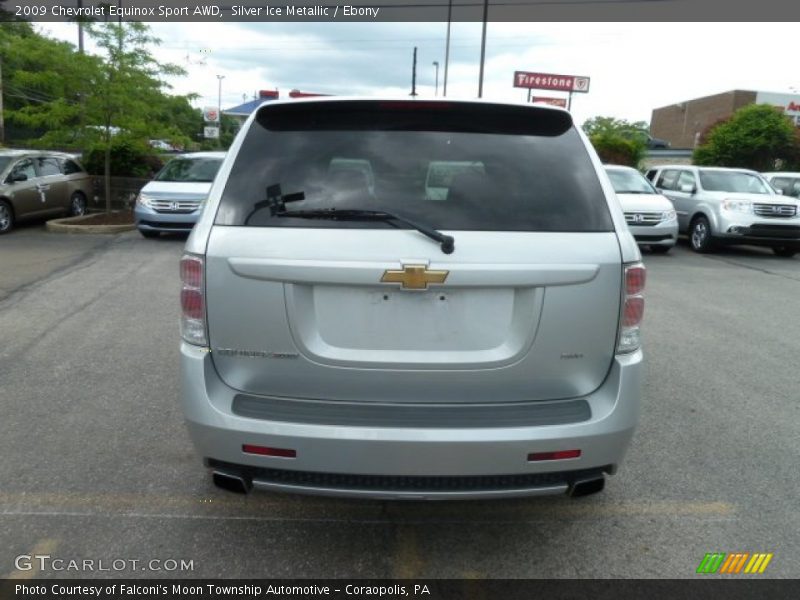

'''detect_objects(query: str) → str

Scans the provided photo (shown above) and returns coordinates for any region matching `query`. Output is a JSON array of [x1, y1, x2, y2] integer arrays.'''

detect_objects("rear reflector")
[[623, 296, 645, 327], [527, 449, 581, 462], [242, 444, 297, 458], [180, 288, 204, 320]]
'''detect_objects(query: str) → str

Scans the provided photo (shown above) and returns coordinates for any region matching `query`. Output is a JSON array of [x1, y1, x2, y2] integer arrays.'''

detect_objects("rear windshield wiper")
[[277, 208, 455, 255]]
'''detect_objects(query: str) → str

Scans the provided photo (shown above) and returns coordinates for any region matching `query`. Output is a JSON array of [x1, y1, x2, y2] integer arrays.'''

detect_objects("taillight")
[[617, 262, 645, 354], [180, 254, 206, 345]]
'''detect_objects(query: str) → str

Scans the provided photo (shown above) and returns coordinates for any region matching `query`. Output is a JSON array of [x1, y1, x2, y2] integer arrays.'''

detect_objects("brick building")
[[650, 90, 800, 149]]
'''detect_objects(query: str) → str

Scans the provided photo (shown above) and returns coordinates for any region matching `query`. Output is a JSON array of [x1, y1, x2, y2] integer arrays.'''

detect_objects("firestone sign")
[[514, 71, 590, 93], [531, 96, 568, 108]]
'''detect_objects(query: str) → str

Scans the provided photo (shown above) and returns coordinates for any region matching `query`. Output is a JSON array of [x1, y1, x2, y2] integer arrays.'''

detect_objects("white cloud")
[[35, 21, 800, 126]]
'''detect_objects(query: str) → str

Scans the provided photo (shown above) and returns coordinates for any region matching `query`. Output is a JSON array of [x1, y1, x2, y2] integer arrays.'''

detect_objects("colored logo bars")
[[696, 552, 773, 574]]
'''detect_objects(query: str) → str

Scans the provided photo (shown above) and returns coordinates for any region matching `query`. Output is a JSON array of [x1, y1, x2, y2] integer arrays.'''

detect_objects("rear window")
[[216, 101, 613, 232], [770, 176, 800, 198], [62, 159, 84, 175]]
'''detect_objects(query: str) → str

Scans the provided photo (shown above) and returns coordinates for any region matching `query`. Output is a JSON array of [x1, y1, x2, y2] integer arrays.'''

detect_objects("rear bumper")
[[181, 344, 643, 499]]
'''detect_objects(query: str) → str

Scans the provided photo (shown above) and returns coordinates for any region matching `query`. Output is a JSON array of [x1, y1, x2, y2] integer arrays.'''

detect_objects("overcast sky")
[[38, 21, 800, 126]]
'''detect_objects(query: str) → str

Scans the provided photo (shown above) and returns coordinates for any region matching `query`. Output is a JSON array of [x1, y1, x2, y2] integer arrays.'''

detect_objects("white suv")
[[180, 98, 645, 500], [646, 165, 800, 256]]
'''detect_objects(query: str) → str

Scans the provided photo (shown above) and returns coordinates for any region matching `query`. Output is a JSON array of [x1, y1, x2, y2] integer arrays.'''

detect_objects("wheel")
[[0, 200, 14, 234], [650, 245, 671, 254], [68, 192, 87, 217], [139, 229, 160, 239], [773, 246, 797, 258], [689, 216, 715, 253]]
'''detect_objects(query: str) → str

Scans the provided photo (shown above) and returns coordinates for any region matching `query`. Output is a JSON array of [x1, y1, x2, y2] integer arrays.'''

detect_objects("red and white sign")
[[531, 96, 568, 108], [514, 71, 590, 93], [203, 106, 219, 122]]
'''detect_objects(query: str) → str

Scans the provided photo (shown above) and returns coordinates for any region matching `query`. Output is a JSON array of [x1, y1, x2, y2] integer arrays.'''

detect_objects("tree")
[[582, 116, 649, 140], [582, 116, 648, 167], [1, 22, 97, 146], [692, 104, 800, 171], [83, 22, 185, 212]]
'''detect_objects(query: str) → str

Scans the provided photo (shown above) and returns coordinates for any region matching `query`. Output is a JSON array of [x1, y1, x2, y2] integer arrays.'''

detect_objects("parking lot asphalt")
[[0, 228, 798, 579]]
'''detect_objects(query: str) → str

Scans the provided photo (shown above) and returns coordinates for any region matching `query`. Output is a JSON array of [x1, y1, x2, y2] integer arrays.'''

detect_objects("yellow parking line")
[[392, 526, 423, 579], [6, 538, 59, 579], [0, 491, 735, 523]]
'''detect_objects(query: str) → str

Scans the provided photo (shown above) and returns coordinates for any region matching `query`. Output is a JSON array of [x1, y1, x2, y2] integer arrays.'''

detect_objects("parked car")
[[645, 165, 800, 256], [179, 98, 645, 500], [0, 150, 92, 234], [134, 152, 225, 238], [645, 135, 670, 149], [605, 165, 678, 253], [763, 172, 800, 199]]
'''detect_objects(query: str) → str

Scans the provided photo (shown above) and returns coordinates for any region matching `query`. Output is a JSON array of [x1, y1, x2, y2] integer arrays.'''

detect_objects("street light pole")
[[477, 0, 489, 98], [433, 61, 439, 96], [217, 75, 225, 147], [217, 74, 225, 116], [443, 0, 452, 97]]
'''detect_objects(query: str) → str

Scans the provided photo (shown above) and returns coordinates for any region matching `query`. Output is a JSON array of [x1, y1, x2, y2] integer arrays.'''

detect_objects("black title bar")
[[1, 0, 800, 22]]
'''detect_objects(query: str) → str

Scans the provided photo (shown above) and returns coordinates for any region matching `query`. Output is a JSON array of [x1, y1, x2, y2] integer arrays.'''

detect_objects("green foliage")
[[692, 104, 800, 171], [583, 116, 648, 168], [0, 22, 98, 145], [589, 133, 646, 167], [582, 116, 650, 140], [82, 136, 163, 178], [1, 22, 199, 156]]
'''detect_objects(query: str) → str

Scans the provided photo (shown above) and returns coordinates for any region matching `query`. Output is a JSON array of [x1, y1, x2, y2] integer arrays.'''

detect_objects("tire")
[[772, 246, 797, 258], [68, 192, 87, 217], [650, 245, 671, 254], [139, 229, 160, 239], [0, 200, 14, 234], [689, 216, 715, 253]]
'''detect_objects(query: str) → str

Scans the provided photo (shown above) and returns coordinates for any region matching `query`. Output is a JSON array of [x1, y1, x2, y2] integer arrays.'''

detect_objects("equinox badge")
[[380, 265, 449, 290]]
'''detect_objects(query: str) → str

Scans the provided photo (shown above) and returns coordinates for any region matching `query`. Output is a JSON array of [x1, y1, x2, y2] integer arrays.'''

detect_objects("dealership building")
[[650, 90, 800, 149]]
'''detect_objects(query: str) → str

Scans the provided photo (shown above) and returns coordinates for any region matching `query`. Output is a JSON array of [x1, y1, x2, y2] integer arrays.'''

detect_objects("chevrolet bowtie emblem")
[[381, 265, 449, 290]]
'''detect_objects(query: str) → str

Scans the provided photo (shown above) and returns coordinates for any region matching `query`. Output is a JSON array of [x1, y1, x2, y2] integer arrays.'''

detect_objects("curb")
[[46, 213, 136, 234]]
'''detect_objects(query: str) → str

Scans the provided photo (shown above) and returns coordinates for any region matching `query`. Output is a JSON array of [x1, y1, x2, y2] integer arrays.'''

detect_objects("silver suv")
[[180, 99, 645, 500], [646, 165, 800, 256]]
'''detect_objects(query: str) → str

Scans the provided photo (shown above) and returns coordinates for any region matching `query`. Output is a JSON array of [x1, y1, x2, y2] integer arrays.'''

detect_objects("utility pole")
[[410, 47, 418, 97], [443, 0, 452, 97], [433, 61, 439, 96], [77, 0, 84, 53], [477, 0, 489, 98]]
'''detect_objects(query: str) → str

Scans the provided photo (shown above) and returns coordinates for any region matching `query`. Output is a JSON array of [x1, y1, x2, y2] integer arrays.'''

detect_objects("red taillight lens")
[[528, 449, 581, 462], [181, 288, 204, 320], [180, 254, 206, 345], [625, 265, 646, 295], [623, 296, 645, 327], [618, 262, 646, 354], [242, 444, 297, 458], [180, 256, 203, 287]]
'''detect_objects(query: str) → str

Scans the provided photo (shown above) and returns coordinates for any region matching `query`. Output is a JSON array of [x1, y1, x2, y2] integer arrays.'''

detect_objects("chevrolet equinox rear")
[[180, 99, 644, 499]]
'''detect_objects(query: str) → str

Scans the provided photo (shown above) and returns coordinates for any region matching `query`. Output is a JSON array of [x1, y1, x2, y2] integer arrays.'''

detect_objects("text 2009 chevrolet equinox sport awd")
[[180, 98, 645, 500]]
